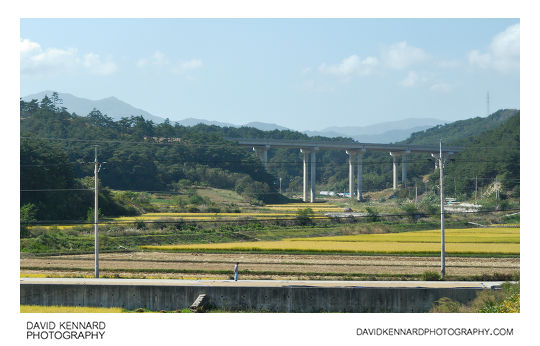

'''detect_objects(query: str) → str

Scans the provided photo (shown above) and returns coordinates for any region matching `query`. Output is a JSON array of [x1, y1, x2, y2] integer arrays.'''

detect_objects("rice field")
[[21, 305, 125, 313], [27, 202, 350, 230], [264, 203, 346, 212], [143, 227, 520, 255]]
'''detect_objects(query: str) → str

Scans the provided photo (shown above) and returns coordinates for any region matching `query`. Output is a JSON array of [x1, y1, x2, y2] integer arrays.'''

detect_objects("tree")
[[20, 203, 38, 238], [39, 95, 54, 111], [295, 208, 314, 226], [51, 92, 63, 111]]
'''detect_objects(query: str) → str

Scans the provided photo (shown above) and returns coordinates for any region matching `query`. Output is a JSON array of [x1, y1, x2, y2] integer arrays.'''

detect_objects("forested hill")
[[20, 97, 291, 220], [445, 112, 520, 193], [401, 109, 519, 146], [21, 95, 520, 219]]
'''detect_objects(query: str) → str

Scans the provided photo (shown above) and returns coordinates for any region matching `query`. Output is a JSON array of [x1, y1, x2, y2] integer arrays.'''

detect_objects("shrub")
[[431, 297, 462, 313], [421, 271, 441, 281], [188, 193, 206, 205], [134, 220, 146, 230], [86, 207, 103, 222], [20, 203, 38, 238], [295, 208, 314, 226], [365, 207, 379, 222], [400, 202, 423, 223]]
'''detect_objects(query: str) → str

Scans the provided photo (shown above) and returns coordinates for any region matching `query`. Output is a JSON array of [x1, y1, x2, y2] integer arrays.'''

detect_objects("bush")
[[365, 207, 379, 222], [421, 271, 441, 281], [86, 207, 103, 222], [431, 297, 462, 313], [188, 193, 206, 205], [20, 203, 38, 238], [295, 208, 314, 226], [400, 202, 423, 223], [135, 220, 146, 230], [430, 282, 519, 313]]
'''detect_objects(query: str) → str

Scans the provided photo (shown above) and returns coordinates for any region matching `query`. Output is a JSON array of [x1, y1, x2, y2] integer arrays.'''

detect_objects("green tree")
[[20, 203, 38, 238], [295, 208, 314, 226]]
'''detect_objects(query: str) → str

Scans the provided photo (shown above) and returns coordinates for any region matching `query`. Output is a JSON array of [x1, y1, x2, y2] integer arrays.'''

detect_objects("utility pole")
[[439, 140, 446, 278], [279, 177, 282, 194], [94, 145, 99, 278], [415, 182, 418, 203], [475, 175, 478, 204], [496, 177, 499, 200]]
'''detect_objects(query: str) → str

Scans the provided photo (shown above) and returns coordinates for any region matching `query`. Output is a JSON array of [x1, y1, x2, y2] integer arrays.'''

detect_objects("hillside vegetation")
[[21, 95, 519, 221]]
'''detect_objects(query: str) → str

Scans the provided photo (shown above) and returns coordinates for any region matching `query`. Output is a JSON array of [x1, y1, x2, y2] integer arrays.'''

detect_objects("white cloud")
[[82, 53, 118, 75], [172, 59, 203, 74], [382, 41, 429, 70], [399, 71, 428, 87], [137, 51, 169, 68], [468, 23, 520, 73], [318, 55, 378, 77], [20, 38, 40, 55], [20, 38, 117, 76], [137, 51, 203, 75]]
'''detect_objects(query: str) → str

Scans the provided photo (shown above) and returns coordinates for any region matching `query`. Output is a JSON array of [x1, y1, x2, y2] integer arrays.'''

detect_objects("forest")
[[20, 95, 519, 221]]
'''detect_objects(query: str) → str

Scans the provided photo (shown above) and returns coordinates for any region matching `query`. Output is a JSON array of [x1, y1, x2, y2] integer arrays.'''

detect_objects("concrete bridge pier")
[[253, 145, 270, 168], [310, 149, 318, 202], [402, 151, 410, 188], [389, 152, 401, 190], [357, 150, 364, 201], [300, 148, 317, 202], [346, 150, 354, 199], [389, 151, 409, 190], [346, 149, 365, 200], [301, 149, 309, 202]]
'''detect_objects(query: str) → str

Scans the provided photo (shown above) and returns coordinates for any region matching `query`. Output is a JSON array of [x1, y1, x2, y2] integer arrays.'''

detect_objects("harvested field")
[[20, 252, 519, 281]]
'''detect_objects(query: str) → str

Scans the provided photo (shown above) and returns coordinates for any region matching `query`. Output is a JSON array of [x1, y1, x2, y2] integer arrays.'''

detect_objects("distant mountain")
[[176, 117, 237, 128], [304, 118, 444, 143], [21, 90, 165, 123], [21, 91, 295, 132], [244, 122, 290, 131]]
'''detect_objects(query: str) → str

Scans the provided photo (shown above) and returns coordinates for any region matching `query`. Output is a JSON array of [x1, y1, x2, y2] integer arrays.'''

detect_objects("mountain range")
[[22, 90, 444, 143]]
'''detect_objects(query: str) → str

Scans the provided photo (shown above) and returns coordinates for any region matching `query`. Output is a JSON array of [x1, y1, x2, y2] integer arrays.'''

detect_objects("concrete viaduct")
[[227, 138, 462, 202]]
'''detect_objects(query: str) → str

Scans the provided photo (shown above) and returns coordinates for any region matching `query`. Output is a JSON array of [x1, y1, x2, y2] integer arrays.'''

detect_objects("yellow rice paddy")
[[21, 305, 125, 313], [143, 227, 520, 255]]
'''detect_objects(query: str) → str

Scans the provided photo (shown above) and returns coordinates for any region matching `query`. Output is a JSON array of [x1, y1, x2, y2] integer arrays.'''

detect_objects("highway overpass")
[[226, 138, 463, 202]]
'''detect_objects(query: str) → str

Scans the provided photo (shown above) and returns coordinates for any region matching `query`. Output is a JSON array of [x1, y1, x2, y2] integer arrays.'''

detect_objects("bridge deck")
[[226, 138, 462, 153]]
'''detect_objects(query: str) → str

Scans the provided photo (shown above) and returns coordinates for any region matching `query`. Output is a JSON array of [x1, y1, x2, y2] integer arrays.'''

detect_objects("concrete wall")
[[20, 283, 483, 313]]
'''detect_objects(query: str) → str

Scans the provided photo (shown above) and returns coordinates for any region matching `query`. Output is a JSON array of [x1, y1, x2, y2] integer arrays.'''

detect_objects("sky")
[[20, 18, 520, 130]]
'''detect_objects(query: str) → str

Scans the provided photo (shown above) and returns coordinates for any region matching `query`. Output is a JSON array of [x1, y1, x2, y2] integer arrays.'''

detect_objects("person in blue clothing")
[[233, 262, 239, 281]]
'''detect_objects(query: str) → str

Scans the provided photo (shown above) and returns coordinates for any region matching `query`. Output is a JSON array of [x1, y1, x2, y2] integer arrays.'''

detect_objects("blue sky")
[[20, 18, 520, 130]]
